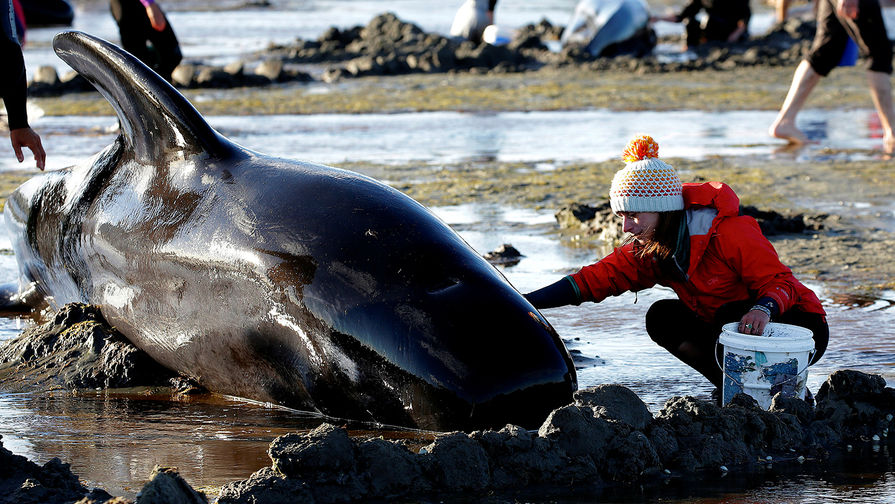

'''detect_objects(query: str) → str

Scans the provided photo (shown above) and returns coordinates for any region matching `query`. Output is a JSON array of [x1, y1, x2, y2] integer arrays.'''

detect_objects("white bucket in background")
[[719, 322, 815, 409]]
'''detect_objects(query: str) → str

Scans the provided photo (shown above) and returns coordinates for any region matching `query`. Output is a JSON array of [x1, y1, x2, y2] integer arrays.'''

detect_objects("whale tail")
[[52, 30, 228, 164]]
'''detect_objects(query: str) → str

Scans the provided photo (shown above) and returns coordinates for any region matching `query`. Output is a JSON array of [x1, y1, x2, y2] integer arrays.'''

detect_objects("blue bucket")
[[838, 37, 859, 67]]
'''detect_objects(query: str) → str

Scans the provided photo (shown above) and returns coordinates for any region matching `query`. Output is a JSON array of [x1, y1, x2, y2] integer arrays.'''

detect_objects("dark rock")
[[471, 425, 568, 487], [645, 423, 679, 462], [728, 392, 762, 409], [33, 65, 60, 86], [555, 201, 623, 244], [421, 432, 490, 491], [135, 466, 206, 504], [171, 64, 197, 87], [217, 467, 315, 504], [255, 59, 285, 81], [356, 437, 428, 496], [223, 61, 245, 76], [770, 393, 815, 425], [269, 423, 356, 477], [0, 435, 98, 504], [814, 370, 893, 441], [538, 404, 614, 460], [268, 423, 365, 502], [574, 384, 653, 430], [604, 430, 661, 482], [13, 369, 887, 504], [0, 303, 177, 391], [740, 205, 815, 235], [197, 66, 236, 88], [483, 243, 524, 266]]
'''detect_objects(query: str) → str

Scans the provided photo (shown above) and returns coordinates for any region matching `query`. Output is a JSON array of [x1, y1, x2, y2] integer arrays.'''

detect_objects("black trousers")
[[645, 298, 829, 387], [683, 15, 746, 48], [807, 0, 892, 76], [110, 0, 182, 82]]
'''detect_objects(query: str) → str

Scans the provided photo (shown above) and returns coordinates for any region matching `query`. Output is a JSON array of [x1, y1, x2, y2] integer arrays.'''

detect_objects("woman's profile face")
[[618, 211, 660, 244]]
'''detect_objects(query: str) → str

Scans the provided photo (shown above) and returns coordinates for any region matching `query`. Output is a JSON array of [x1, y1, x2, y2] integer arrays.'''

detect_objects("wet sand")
[[35, 64, 878, 116]]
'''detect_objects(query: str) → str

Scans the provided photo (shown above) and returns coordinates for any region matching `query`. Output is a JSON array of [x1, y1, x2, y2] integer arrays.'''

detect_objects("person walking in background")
[[1, 0, 45, 170], [652, 0, 751, 50], [110, 0, 182, 82], [450, 0, 497, 44], [769, 0, 895, 155], [524, 135, 828, 394]]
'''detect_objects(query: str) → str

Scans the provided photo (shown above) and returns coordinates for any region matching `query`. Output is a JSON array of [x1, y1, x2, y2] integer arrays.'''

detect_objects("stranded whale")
[[3, 31, 577, 431], [561, 0, 656, 57]]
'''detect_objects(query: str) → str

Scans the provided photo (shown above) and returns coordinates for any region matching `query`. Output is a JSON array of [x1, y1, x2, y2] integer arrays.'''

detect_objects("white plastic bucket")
[[718, 322, 815, 409]]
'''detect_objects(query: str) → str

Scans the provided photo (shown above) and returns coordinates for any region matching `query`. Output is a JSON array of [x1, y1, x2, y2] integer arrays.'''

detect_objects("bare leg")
[[776, 0, 793, 23], [867, 70, 895, 155], [769, 60, 822, 145]]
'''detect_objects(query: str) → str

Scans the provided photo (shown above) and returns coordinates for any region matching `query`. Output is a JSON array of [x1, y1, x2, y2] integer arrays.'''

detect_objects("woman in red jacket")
[[525, 135, 828, 391]]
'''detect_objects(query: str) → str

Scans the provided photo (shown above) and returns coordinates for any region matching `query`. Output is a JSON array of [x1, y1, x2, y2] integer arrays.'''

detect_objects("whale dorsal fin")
[[53, 30, 228, 163]]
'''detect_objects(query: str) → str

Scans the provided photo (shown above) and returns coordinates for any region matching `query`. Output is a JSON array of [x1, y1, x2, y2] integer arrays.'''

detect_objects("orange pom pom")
[[622, 135, 659, 163]]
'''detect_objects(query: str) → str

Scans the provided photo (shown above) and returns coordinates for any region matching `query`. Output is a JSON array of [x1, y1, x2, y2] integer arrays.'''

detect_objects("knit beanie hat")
[[609, 135, 684, 214]]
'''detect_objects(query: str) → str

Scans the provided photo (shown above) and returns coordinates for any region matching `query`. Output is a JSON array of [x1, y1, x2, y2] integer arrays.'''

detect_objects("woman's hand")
[[738, 308, 770, 335], [10, 127, 46, 170]]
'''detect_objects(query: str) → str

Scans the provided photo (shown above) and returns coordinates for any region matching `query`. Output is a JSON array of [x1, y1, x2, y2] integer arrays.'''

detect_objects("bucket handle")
[[714, 339, 816, 388]]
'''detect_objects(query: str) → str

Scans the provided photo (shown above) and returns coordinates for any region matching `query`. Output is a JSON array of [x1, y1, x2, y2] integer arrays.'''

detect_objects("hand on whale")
[[3, 31, 577, 431]]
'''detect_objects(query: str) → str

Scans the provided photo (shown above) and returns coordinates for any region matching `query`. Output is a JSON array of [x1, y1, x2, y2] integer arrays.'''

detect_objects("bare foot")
[[768, 119, 809, 145], [883, 130, 894, 156]]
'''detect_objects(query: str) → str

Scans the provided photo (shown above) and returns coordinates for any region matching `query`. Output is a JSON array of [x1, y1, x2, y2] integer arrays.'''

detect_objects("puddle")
[[0, 109, 890, 174]]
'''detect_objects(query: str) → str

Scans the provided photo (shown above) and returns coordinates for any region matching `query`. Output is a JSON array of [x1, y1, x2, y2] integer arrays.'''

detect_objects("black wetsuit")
[[110, 0, 182, 82], [675, 0, 751, 47], [1, 0, 29, 129], [807, 0, 892, 76]]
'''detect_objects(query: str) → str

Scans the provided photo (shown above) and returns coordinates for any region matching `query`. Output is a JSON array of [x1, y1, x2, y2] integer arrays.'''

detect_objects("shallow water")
[[0, 108, 891, 173], [2, 1, 895, 501]]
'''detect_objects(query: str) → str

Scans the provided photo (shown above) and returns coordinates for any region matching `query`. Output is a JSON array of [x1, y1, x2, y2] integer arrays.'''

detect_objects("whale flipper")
[[52, 31, 227, 163]]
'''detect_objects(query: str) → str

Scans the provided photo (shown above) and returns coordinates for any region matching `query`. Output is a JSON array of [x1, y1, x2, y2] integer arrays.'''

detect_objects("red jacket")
[[570, 182, 825, 322]]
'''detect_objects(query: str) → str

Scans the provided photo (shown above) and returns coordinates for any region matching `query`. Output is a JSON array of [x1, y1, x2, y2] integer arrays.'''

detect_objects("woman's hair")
[[627, 210, 684, 261]]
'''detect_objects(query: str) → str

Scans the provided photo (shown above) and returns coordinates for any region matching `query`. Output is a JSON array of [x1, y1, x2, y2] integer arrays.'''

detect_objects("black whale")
[[3, 31, 577, 430]]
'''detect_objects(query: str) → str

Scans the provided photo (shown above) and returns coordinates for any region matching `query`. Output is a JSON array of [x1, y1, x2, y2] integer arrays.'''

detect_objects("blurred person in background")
[[110, 0, 181, 82], [1, 0, 45, 170]]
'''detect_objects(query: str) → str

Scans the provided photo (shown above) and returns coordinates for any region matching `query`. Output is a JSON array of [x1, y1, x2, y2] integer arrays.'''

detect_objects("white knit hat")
[[609, 135, 684, 214]]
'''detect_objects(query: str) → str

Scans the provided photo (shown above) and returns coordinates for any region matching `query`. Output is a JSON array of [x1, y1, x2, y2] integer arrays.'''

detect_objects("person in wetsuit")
[[1, 0, 45, 170], [110, 0, 182, 82], [654, 0, 751, 49]]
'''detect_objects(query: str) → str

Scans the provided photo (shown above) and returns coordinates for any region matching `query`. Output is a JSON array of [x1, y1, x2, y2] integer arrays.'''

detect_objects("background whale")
[[3, 31, 576, 431], [561, 0, 656, 58]]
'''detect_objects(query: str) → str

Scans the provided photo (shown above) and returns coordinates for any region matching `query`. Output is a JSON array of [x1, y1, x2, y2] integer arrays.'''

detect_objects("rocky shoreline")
[[27, 12, 816, 96], [0, 305, 893, 503]]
